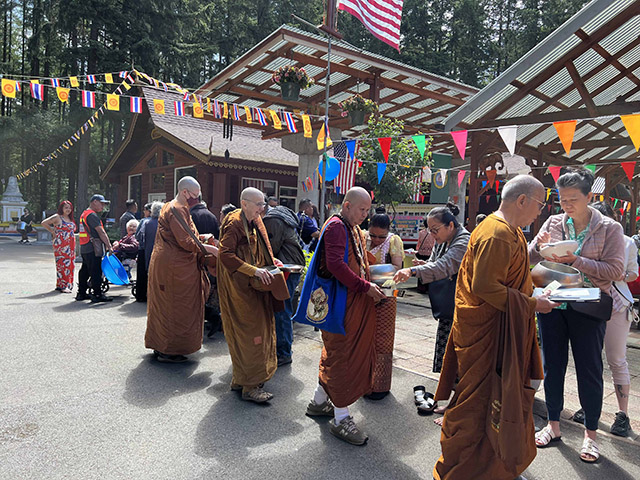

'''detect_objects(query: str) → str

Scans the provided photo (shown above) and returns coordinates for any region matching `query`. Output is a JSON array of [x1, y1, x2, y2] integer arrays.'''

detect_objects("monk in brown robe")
[[305, 187, 386, 446], [433, 175, 558, 480], [217, 187, 283, 404], [145, 176, 218, 363]]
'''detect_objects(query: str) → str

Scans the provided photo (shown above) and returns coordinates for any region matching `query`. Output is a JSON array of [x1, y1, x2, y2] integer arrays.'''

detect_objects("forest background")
[[0, 0, 587, 217]]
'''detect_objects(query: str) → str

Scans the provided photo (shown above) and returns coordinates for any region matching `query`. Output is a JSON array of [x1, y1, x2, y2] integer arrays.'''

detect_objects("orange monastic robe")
[[433, 214, 544, 480]]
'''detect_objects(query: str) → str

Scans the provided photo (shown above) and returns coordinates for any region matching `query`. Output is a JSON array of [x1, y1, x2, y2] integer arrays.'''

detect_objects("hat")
[[90, 194, 110, 203]]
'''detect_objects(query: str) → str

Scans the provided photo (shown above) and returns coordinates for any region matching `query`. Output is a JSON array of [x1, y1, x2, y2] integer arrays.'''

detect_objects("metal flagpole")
[[319, 35, 331, 225]]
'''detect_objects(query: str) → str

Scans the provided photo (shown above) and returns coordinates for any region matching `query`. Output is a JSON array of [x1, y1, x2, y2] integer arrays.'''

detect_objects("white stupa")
[[1, 176, 28, 222]]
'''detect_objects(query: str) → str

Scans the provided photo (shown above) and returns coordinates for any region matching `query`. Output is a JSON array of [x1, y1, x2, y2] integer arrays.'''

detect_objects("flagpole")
[[319, 35, 331, 226]]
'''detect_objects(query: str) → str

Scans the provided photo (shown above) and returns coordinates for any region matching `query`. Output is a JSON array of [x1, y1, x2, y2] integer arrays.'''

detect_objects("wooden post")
[[532, 153, 545, 236]]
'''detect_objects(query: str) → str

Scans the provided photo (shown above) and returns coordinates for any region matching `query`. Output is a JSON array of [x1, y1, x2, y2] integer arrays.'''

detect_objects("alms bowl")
[[531, 261, 582, 288]]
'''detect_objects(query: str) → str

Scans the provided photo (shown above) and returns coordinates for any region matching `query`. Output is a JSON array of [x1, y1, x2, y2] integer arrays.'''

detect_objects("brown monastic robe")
[[217, 209, 279, 388], [433, 214, 544, 480], [318, 216, 376, 408], [145, 201, 209, 355]]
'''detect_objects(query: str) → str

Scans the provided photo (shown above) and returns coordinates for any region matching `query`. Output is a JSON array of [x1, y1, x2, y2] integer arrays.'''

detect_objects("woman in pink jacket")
[[529, 167, 625, 463]]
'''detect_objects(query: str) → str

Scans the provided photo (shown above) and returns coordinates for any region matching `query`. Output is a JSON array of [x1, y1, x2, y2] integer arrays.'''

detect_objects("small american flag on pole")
[[337, 0, 404, 51], [333, 142, 358, 195]]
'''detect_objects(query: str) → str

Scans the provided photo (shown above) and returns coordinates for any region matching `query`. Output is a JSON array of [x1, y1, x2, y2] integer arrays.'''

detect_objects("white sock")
[[313, 384, 328, 405], [334, 406, 350, 425]]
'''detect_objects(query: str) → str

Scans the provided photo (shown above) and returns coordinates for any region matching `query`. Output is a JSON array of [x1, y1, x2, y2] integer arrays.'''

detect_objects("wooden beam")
[[566, 61, 598, 117], [540, 137, 633, 152]]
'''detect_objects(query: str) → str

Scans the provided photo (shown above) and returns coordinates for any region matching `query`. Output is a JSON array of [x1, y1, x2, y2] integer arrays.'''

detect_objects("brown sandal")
[[242, 387, 273, 404]]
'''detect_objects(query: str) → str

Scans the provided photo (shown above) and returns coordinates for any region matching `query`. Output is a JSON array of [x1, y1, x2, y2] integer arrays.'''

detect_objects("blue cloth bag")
[[293, 221, 348, 335]]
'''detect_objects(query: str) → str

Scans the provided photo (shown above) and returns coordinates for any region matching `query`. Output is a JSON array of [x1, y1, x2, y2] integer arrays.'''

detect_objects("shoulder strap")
[[170, 206, 209, 258]]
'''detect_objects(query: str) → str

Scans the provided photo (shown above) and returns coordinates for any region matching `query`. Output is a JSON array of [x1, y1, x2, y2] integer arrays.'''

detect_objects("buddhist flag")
[[620, 114, 640, 151], [56, 87, 70, 103], [1, 79, 17, 98], [206, 98, 212, 113], [268, 109, 282, 130], [193, 102, 204, 118], [553, 120, 577, 155], [106, 94, 120, 111], [244, 106, 252, 124], [130, 97, 142, 113], [317, 122, 333, 150], [69, 76, 79, 87], [223, 102, 228, 119], [153, 99, 165, 115], [121, 81, 131, 91], [105, 73, 114, 84], [174, 101, 185, 116], [302, 115, 312, 138]]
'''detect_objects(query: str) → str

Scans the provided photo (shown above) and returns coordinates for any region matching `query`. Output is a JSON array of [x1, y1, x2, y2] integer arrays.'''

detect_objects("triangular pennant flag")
[[412, 135, 426, 159], [553, 120, 577, 155], [546, 189, 551, 201], [485, 195, 491, 204], [614, 199, 619, 208], [497, 126, 517, 155], [620, 114, 640, 151], [378, 137, 392, 162], [482, 181, 487, 188], [345, 140, 357, 160], [621, 161, 636, 182], [457, 170, 466, 188], [377, 162, 387, 183], [486, 169, 497, 187], [495, 180, 500, 193], [450, 130, 468, 159], [585, 164, 596, 174], [549, 166, 562, 182]]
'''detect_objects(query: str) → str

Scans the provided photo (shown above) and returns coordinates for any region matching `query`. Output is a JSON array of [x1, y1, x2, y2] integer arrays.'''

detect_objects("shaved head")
[[240, 187, 264, 202], [501, 175, 544, 202], [177, 176, 200, 193], [343, 186, 371, 205], [341, 186, 372, 226]]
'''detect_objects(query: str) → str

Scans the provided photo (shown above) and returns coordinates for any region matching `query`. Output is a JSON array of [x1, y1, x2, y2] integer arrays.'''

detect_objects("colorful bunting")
[[56, 87, 70, 103], [1, 79, 17, 98], [620, 114, 640, 151], [244, 106, 252, 124], [553, 120, 577, 155], [621, 161, 636, 182], [457, 170, 466, 188], [378, 137, 392, 162], [81, 90, 95, 108], [284, 112, 297, 133], [548, 166, 562, 182], [255, 107, 267, 126], [451, 130, 468, 160], [174, 101, 185, 116], [377, 162, 387, 183], [585, 164, 596, 174], [412, 135, 426, 158], [106, 93, 120, 111], [193, 102, 204, 118], [345, 140, 357, 160], [268, 109, 281, 130], [105, 73, 114, 84], [130, 97, 142, 113], [317, 123, 332, 150], [153, 99, 165, 115], [86, 75, 96, 84], [223, 102, 228, 119], [69, 76, 79, 87], [233, 103, 240, 121], [50, 78, 59, 87], [302, 115, 312, 138], [497, 126, 517, 155], [30, 83, 44, 100]]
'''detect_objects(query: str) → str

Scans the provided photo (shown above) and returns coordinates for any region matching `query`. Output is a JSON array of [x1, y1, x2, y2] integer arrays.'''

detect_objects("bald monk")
[[305, 187, 386, 445], [145, 176, 219, 363], [433, 175, 558, 480], [217, 187, 284, 403]]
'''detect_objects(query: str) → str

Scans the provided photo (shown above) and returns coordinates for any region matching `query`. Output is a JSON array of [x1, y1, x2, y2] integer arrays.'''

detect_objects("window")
[[151, 173, 165, 191], [174, 166, 198, 196], [162, 150, 175, 166], [128, 174, 142, 213], [147, 153, 157, 169], [241, 178, 277, 198], [279, 186, 297, 210]]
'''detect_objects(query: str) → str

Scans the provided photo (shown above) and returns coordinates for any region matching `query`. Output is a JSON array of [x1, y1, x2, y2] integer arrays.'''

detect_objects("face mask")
[[187, 197, 199, 207]]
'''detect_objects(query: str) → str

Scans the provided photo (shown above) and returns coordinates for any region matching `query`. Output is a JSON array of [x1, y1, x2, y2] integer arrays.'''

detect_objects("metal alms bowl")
[[369, 263, 398, 287], [531, 261, 583, 288]]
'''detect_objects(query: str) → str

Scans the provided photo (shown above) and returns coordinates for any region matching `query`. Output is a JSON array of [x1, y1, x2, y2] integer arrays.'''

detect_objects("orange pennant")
[[621, 114, 640, 151], [553, 120, 577, 155]]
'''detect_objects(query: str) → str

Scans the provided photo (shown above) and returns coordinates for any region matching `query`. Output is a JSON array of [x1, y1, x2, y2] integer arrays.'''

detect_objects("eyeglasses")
[[249, 201, 266, 208], [428, 224, 444, 235], [527, 196, 546, 212]]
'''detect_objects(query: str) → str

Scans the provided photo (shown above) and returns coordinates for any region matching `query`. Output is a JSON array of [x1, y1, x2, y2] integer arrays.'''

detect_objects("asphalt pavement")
[[1, 237, 639, 480]]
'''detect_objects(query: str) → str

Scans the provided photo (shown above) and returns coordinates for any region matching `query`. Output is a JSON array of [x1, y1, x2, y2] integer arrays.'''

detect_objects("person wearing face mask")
[[217, 187, 284, 404], [144, 176, 218, 363]]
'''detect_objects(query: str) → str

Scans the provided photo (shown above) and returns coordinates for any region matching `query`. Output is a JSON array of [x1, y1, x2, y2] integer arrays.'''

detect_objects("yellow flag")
[[302, 115, 312, 138], [621, 114, 640, 151], [69, 76, 79, 87], [223, 102, 228, 119], [193, 102, 204, 118], [206, 98, 212, 113], [268, 109, 282, 130], [105, 73, 114, 84], [1, 79, 17, 98], [153, 99, 165, 115], [56, 87, 70, 103], [107, 94, 120, 111], [73, 133, 80, 141], [121, 81, 131, 91], [244, 106, 252, 124], [316, 123, 333, 150]]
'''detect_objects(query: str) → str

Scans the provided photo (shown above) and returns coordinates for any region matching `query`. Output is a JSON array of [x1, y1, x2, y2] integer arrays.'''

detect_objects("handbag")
[[292, 219, 349, 335], [428, 274, 457, 319], [90, 237, 104, 257], [568, 290, 613, 321]]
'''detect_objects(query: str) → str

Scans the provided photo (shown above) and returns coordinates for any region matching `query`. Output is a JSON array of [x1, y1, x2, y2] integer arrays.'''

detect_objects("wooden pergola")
[[442, 0, 640, 231]]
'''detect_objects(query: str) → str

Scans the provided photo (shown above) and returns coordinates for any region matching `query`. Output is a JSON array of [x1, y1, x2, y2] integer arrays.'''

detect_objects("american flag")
[[337, 0, 404, 51], [412, 167, 429, 202], [333, 142, 358, 194]]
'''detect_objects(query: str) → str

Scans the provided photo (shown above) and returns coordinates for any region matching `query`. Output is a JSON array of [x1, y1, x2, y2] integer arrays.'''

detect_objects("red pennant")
[[485, 195, 490, 204], [378, 137, 392, 162], [495, 180, 500, 193], [621, 161, 636, 182], [549, 166, 562, 183], [486, 169, 497, 187]]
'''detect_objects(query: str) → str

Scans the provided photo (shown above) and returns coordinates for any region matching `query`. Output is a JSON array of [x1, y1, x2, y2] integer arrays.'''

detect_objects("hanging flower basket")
[[348, 110, 367, 126], [339, 94, 378, 126], [272, 66, 314, 102]]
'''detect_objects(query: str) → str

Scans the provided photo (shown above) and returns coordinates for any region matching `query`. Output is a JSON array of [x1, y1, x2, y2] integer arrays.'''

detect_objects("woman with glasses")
[[363, 214, 405, 399], [530, 167, 625, 463], [394, 203, 470, 376]]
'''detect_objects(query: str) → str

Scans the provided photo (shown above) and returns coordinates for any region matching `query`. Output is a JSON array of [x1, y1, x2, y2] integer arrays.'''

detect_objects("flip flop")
[[417, 392, 437, 415], [413, 385, 426, 405]]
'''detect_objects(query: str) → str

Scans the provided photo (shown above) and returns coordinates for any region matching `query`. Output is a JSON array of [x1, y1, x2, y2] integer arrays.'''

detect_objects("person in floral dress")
[[42, 201, 77, 293]]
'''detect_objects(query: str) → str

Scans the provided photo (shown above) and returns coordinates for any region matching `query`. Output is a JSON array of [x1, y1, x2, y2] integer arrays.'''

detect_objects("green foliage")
[[338, 94, 378, 113], [355, 115, 432, 205]]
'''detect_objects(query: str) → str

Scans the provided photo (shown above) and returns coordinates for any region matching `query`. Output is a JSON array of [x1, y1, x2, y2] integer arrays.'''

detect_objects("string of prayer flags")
[[268, 109, 281, 130], [105, 73, 114, 84], [30, 83, 44, 100], [457, 170, 466, 188], [244, 106, 252, 124], [553, 120, 577, 155], [412, 135, 426, 158], [81, 90, 95, 108], [621, 161, 636, 182], [193, 102, 204, 118], [548, 166, 562, 182], [223, 102, 229, 119], [450, 130, 468, 160], [377, 162, 387, 183], [130, 97, 142, 113], [106, 94, 119, 111], [174, 101, 185, 116], [498, 126, 518, 155], [1, 79, 17, 98], [86, 75, 96, 84], [153, 99, 165, 115], [50, 78, 59, 87], [56, 87, 70, 103], [378, 137, 392, 162], [302, 115, 312, 138], [284, 112, 297, 133], [620, 114, 640, 151], [233, 104, 241, 121], [254, 107, 267, 126], [69, 76, 79, 87]]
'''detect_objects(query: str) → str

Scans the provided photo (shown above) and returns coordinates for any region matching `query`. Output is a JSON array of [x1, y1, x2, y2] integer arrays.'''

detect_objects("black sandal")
[[414, 385, 426, 405], [417, 393, 437, 415]]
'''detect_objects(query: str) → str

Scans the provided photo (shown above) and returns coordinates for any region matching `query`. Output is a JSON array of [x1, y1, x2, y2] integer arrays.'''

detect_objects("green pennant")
[[412, 135, 426, 159], [585, 164, 596, 174], [614, 199, 619, 208]]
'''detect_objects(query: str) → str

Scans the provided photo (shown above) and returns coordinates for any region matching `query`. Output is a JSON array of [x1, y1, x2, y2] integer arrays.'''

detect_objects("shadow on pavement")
[[18, 290, 62, 300], [123, 355, 213, 409]]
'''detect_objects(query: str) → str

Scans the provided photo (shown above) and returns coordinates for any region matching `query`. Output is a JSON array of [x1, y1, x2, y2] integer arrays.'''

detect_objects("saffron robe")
[[318, 216, 376, 408], [145, 201, 209, 355], [433, 214, 543, 480], [217, 210, 278, 387]]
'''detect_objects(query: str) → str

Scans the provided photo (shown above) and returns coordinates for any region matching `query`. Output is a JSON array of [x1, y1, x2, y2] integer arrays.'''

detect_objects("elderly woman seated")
[[113, 219, 139, 273]]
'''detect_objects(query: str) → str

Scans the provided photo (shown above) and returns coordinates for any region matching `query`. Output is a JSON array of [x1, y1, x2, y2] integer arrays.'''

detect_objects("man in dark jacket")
[[264, 205, 306, 366], [190, 198, 221, 337]]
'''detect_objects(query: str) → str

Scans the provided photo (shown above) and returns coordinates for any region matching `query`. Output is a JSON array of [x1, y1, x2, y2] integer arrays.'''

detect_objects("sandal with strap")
[[580, 437, 600, 463], [242, 387, 273, 404], [535, 425, 562, 447]]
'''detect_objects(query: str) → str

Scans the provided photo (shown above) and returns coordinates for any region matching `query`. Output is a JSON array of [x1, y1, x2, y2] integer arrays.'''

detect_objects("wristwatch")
[[410, 267, 417, 277]]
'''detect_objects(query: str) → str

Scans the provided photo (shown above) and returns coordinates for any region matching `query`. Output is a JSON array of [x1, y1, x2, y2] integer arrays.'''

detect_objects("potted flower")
[[338, 94, 379, 126], [272, 66, 315, 102]]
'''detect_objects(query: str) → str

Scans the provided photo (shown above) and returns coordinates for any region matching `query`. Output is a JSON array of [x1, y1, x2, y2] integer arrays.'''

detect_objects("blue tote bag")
[[293, 221, 349, 335]]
